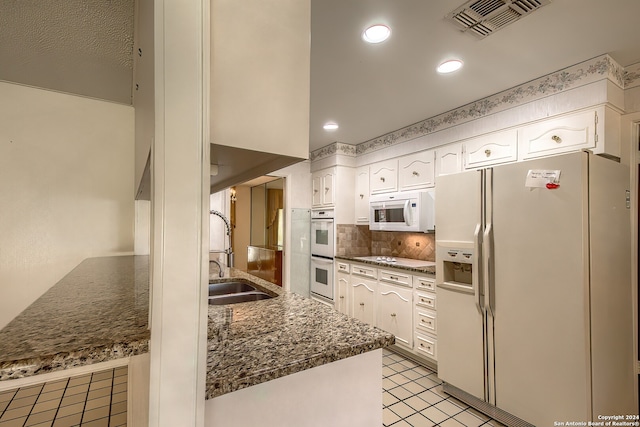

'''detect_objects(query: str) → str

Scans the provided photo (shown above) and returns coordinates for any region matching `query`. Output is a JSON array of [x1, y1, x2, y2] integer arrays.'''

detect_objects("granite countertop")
[[335, 255, 436, 275], [0, 255, 394, 396], [206, 266, 395, 399], [0, 256, 150, 381]]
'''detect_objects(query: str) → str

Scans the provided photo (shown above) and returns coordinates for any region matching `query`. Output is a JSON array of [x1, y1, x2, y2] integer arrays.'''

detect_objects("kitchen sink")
[[208, 291, 273, 305], [208, 281, 257, 296], [207, 279, 274, 305]]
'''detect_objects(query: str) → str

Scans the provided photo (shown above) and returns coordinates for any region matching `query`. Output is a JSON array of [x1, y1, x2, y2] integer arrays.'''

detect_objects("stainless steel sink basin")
[[208, 291, 273, 305], [207, 279, 274, 305], [208, 281, 257, 296]]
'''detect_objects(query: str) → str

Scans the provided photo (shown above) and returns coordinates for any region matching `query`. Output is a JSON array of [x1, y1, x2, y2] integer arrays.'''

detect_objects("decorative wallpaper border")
[[310, 54, 636, 161], [626, 61, 640, 89], [309, 141, 356, 162]]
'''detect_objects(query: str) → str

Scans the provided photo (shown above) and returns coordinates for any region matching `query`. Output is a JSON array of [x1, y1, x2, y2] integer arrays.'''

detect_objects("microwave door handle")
[[403, 200, 411, 225]]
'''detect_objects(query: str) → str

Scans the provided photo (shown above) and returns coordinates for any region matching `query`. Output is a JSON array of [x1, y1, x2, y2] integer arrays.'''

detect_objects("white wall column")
[[148, 0, 209, 425]]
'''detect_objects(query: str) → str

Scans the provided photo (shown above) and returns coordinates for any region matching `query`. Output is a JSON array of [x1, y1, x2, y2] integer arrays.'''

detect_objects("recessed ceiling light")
[[362, 24, 391, 44], [437, 59, 463, 74], [323, 122, 339, 131]]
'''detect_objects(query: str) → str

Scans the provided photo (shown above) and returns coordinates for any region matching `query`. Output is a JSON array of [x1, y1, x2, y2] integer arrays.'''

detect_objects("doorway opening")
[[231, 176, 285, 286]]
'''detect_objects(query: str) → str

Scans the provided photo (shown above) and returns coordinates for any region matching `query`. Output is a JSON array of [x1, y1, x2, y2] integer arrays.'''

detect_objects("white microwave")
[[369, 190, 435, 232]]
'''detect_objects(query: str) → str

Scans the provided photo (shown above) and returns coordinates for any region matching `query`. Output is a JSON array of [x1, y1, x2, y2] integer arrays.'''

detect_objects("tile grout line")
[[107, 368, 114, 426], [49, 377, 71, 426]]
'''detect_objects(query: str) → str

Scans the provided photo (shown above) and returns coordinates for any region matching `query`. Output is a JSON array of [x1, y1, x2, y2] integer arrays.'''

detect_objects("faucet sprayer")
[[210, 210, 234, 268]]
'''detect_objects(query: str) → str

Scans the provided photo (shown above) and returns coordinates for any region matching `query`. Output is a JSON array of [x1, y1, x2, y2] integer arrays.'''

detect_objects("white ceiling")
[[2, 0, 640, 155], [309, 0, 640, 151]]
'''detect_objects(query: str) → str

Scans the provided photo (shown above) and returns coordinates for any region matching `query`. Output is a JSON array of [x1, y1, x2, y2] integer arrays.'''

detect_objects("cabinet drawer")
[[351, 264, 378, 279], [415, 291, 436, 310], [413, 276, 435, 292], [398, 151, 435, 190], [379, 269, 411, 287], [336, 262, 350, 274], [463, 129, 517, 169], [415, 308, 437, 336], [414, 332, 437, 361], [519, 109, 597, 160]]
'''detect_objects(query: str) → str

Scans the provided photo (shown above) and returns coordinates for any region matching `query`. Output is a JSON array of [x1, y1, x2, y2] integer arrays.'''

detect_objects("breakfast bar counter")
[[0, 256, 150, 382]]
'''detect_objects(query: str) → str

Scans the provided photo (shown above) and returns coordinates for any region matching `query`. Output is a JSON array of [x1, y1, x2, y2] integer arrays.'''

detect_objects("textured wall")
[[0, 82, 135, 329], [0, 0, 134, 104]]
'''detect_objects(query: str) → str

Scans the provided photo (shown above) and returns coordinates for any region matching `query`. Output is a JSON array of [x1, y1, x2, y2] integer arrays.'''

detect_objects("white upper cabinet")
[[518, 106, 620, 160], [312, 168, 335, 207], [435, 143, 463, 176], [398, 151, 436, 190], [463, 129, 517, 169], [355, 166, 370, 223], [210, 0, 310, 160], [370, 159, 398, 194]]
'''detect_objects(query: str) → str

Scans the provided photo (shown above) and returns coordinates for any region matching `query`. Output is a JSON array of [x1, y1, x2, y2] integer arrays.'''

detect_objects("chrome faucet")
[[210, 210, 234, 268], [211, 259, 225, 278]]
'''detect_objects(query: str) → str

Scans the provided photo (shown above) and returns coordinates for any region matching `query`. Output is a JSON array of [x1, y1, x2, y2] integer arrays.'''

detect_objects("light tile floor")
[[382, 348, 504, 427], [0, 366, 127, 427]]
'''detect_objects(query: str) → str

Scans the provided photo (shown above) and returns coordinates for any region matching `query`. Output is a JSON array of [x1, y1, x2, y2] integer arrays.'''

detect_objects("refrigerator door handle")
[[473, 223, 484, 315], [483, 223, 495, 316]]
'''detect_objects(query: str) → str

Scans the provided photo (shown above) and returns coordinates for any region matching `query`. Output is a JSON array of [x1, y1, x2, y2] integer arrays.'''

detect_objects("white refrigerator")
[[435, 151, 635, 426]]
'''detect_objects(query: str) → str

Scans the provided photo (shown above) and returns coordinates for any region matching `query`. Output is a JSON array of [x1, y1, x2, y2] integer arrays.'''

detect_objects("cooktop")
[[352, 256, 435, 269]]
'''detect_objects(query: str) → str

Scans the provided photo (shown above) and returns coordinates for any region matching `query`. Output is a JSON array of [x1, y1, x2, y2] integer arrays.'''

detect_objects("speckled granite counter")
[[206, 267, 395, 399], [335, 255, 436, 275], [0, 256, 150, 381]]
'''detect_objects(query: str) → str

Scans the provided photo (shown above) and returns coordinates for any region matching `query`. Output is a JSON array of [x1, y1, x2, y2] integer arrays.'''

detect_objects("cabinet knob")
[[380, 177, 385, 182], [551, 135, 562, 143], [412, 171, 419, 176], [324, 187, 329, 192], [340, 296, 344, 299], [390, 313, 396, 317], [485, 149, 491, 157], [360, 302, 365, 306], [313, 189, 318, 193], [359, 194, 364, 199]]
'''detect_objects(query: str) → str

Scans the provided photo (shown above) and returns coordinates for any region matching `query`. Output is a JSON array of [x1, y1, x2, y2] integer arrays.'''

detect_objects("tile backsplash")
[[336, 224, 435, 261]]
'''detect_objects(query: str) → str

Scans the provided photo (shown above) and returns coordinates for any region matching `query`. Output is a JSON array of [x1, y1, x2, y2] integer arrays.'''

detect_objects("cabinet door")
[[321, 171, 335, 205], [370, 160, 398, 194], [312, 174, 323, 206], [351, 278, 376, 325], [398, 151, 435, 190], [435, 143, 462, 176], [335, 263, 350, 315], [519, 109, 597, 160], [463, 129, 517, 169], [355, 166, 370, 223], [378, 283, 413, 349]]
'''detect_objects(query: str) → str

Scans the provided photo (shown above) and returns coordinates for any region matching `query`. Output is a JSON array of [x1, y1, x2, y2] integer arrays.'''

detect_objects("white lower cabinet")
[[413, 275, 437, 363], [335, 261, 438, 365], [377, 283, 413, 350], [335, 262, 350, 316], [351, 278, 377, 325]]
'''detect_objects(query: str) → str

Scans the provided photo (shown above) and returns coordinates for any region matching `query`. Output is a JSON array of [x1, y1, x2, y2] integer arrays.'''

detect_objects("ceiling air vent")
[[446, 0, 551, 39]]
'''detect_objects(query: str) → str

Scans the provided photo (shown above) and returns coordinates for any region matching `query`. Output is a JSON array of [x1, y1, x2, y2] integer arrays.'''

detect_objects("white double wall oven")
[[310, 209, 334, 302]]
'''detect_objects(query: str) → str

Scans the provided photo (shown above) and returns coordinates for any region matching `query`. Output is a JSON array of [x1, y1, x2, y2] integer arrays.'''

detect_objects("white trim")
[[622, 111, 640, 414], [0, 358, 129, 392]]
